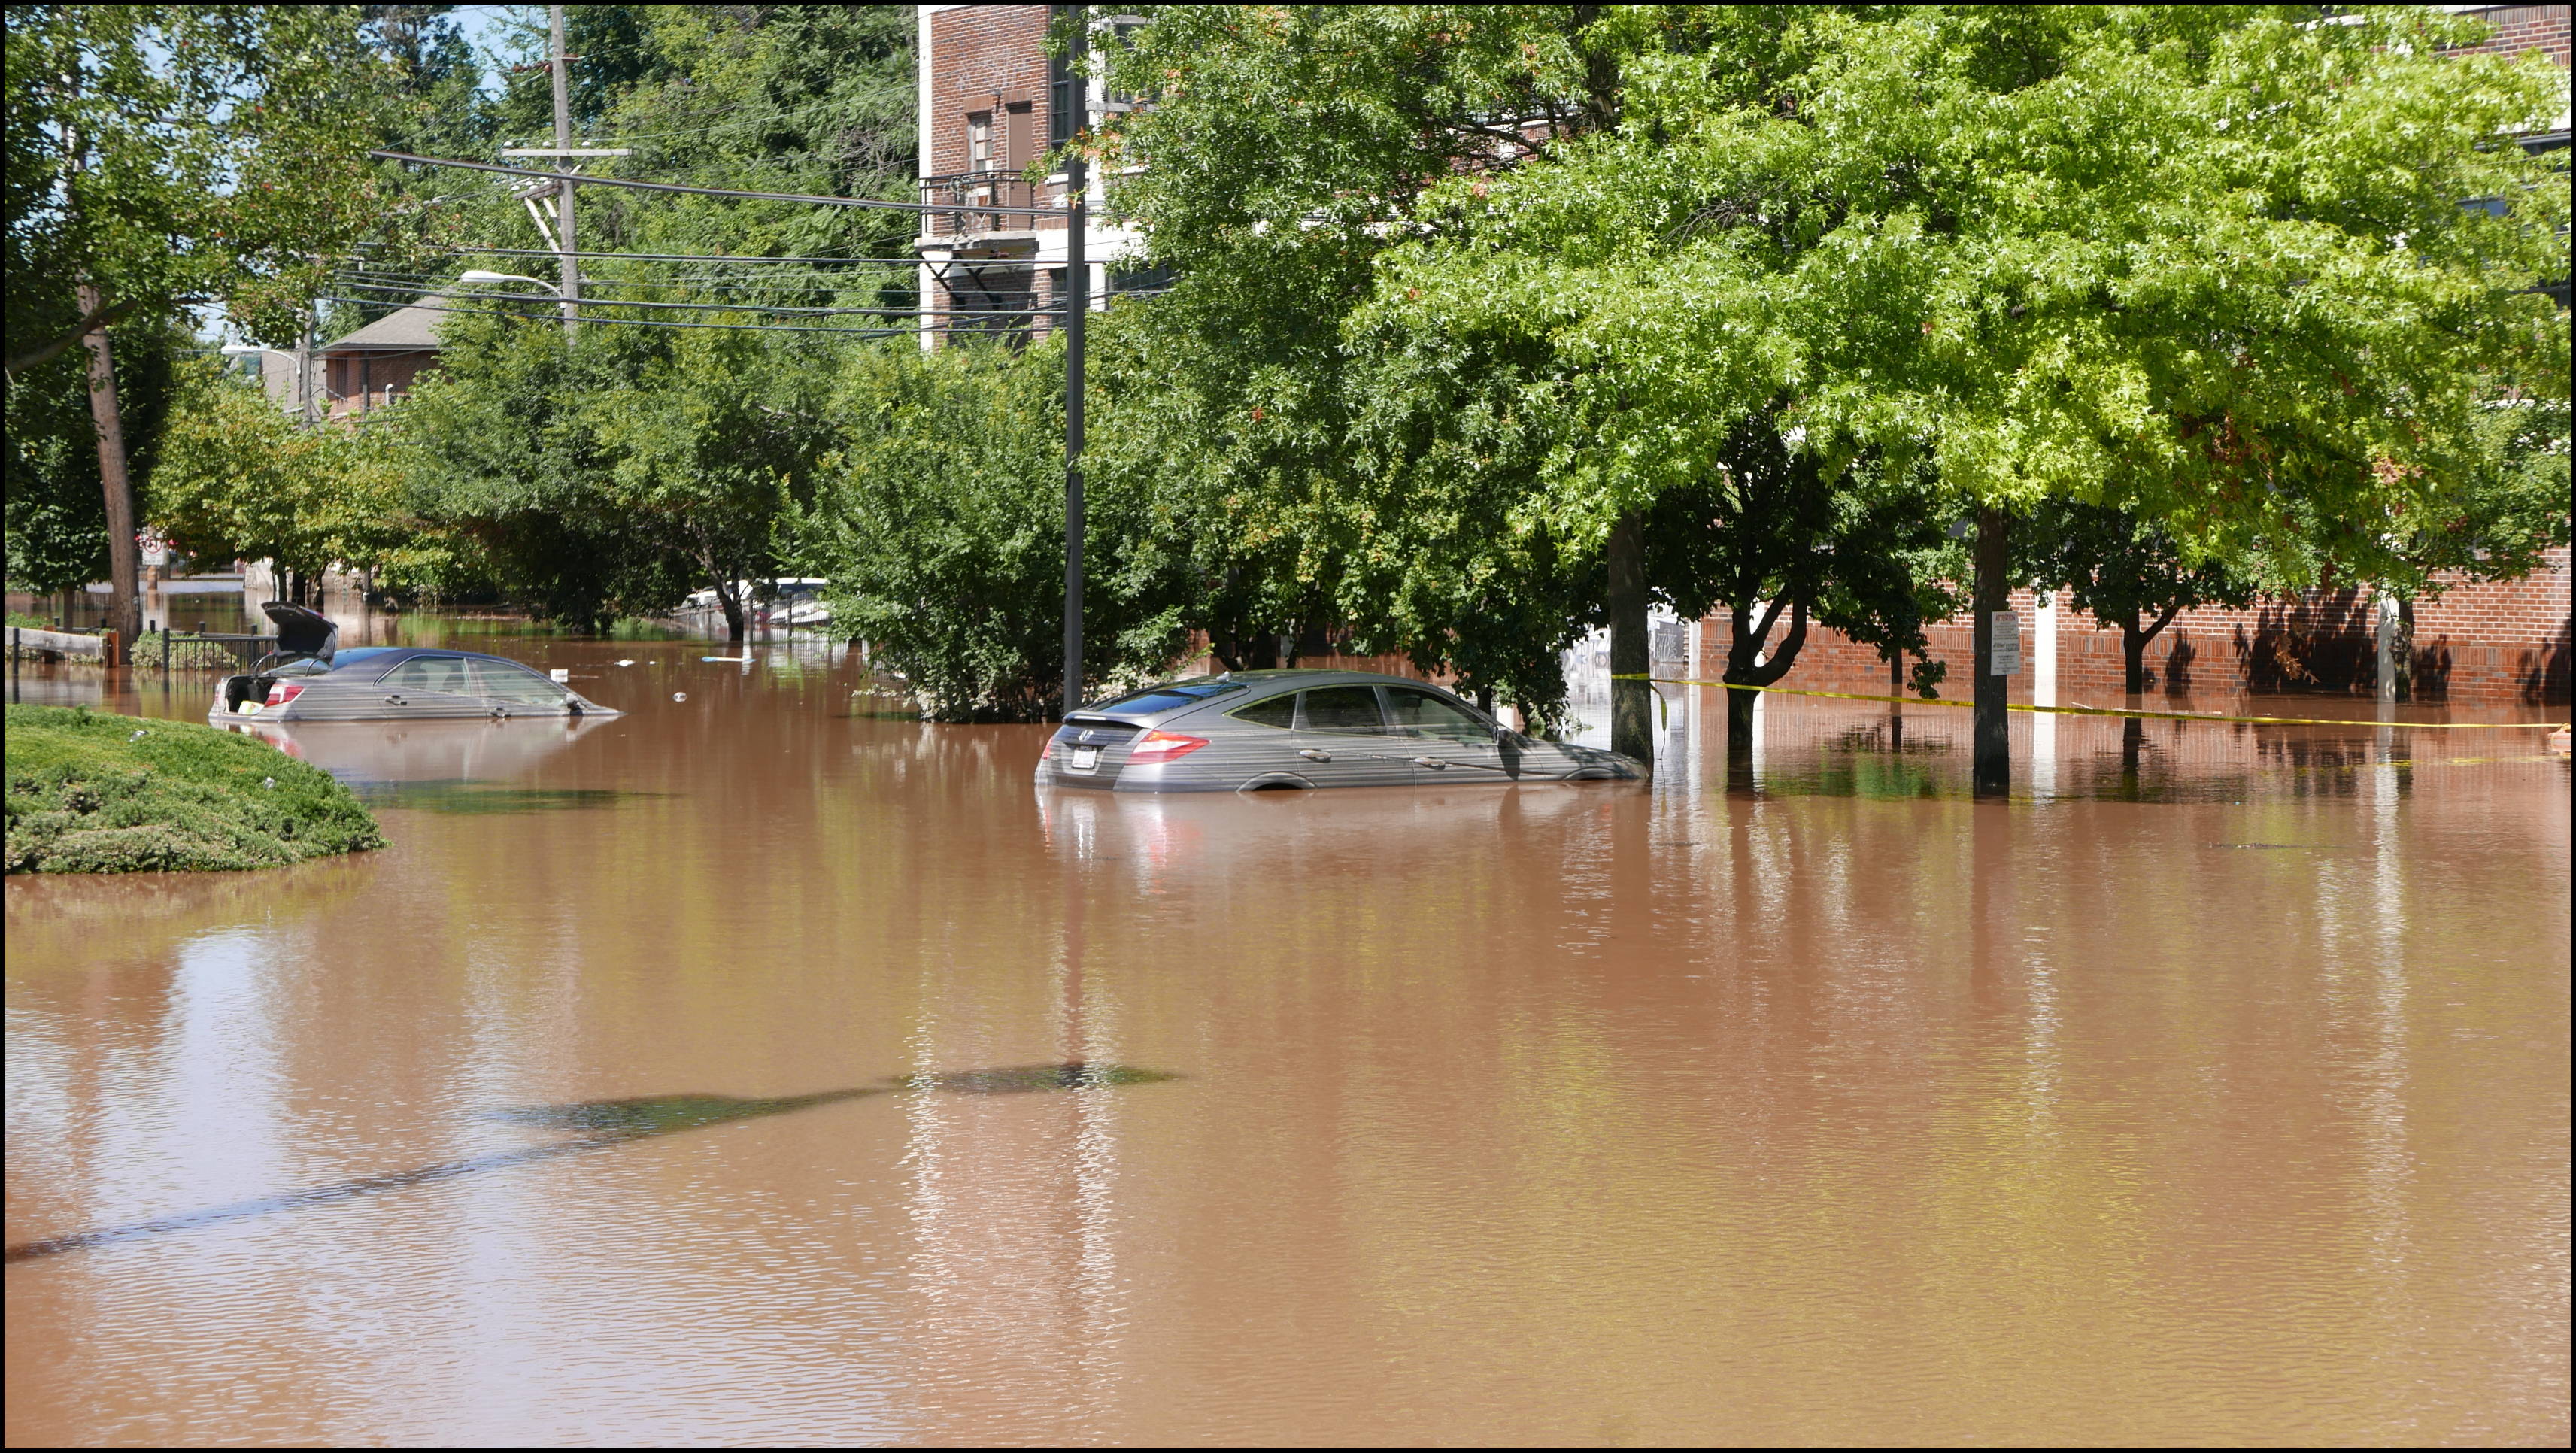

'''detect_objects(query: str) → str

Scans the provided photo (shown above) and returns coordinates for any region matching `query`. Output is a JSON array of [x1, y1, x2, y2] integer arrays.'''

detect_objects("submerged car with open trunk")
[[209, 604, 616, 723]]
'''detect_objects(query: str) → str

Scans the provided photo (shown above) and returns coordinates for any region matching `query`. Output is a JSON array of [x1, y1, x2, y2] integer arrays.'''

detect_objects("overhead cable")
[[332, 278, 958, 318], [370, 150, 1057, 216], [317, 296, 931, 337]]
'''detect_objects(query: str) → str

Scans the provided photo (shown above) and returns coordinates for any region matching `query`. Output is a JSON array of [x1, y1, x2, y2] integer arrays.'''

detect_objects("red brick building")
[[914, 4, 1148, 344]]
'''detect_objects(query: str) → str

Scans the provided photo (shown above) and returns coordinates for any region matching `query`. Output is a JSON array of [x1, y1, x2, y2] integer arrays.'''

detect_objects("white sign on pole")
[[1989, 610, 2022, 675]]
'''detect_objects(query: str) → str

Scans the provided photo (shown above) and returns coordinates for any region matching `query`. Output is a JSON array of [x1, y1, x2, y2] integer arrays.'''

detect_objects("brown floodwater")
[[7, 632, 2569, 1446]]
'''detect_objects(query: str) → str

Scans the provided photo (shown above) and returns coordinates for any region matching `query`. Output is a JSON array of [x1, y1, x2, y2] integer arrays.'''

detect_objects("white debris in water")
[[672, 692, 687, 702], [617, 659, 636, 667]]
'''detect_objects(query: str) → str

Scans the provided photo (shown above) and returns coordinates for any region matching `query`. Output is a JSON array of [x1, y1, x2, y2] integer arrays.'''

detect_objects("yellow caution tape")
[[1610, 675, 2571, 730]]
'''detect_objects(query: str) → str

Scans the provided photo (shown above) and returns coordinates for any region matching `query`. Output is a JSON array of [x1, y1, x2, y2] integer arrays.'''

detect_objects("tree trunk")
[[1971, 506, 2009, 798], [77, 283, 140, 646], [718, 580, 746, 642], [2124, 602, 2182, 694], [1607, 509, 1652, 771]]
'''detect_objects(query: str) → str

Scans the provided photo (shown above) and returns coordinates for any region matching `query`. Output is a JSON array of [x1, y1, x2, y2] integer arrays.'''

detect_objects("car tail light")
[[1126, 729, 1207, 762], [265, 682, 304, 707]]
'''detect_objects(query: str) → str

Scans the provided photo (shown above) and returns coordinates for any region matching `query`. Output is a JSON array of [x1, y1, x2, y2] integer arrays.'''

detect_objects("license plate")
[[235, 701, 262, 716], [1069, 744, 1102, 773]]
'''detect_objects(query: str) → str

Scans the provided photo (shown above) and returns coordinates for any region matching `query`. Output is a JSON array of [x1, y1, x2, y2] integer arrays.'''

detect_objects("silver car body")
[[1033, 669, 1637, 793], [211, 647, 614, 723]]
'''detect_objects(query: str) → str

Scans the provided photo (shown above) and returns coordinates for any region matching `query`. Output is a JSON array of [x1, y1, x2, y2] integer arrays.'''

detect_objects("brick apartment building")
[[914, 4, 1148, 344]]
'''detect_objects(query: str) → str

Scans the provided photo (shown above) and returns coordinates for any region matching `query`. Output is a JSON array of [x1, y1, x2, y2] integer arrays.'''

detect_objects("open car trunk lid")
[[260, 602, 338, 669]]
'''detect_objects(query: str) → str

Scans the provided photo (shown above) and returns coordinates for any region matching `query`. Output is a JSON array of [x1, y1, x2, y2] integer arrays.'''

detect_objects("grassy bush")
[[4, 705, 384, 873]]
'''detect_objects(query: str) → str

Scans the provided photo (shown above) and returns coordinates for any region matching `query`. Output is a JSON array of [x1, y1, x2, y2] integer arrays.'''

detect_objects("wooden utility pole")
[[549, 4, 581, 337]]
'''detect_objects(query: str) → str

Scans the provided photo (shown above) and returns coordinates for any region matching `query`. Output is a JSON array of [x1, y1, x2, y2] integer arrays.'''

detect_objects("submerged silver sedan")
[[210, 604, 616, 723], [1035, 670, 1637, 792]]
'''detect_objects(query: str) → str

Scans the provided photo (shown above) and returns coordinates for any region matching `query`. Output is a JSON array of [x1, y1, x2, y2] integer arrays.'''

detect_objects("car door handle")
[[1413, 757, 1449, 769], [385, 694, 405, 705], [1298, 748, 1332, 762]]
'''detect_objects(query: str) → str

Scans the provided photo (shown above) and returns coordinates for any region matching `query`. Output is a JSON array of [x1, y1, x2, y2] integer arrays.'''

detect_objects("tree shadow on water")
[[3, 1063, 1176, 1265]]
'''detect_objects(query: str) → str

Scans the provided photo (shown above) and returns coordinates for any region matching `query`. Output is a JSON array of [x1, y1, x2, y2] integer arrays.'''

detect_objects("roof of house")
[[320, 297, 449, 353]]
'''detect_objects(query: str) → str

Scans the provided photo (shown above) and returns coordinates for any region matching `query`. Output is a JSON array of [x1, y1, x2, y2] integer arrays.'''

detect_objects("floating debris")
[[672, 692, 687, 702]]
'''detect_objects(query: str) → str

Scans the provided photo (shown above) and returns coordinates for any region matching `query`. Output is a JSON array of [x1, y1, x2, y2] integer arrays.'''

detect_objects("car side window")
[[1298, 685, 1389, 733], [469, 660, 574, 705], [381, 656, 472, 695], [1231, 693, 1298, 729], [1385, 687, 1491, 742]]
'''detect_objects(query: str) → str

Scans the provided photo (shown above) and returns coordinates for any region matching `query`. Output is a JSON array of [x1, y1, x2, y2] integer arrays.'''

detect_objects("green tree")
[[4, 5, 390, 637], [1090, 4, 1675, 735], [147, 360, 445, 599], [790, 341, 1191, 720], [2016, 502, 2256, 696], [1345, 4, 2568, 784]]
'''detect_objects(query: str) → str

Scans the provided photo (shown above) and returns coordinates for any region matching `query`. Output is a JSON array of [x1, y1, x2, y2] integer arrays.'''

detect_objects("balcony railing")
[[918, 171, 1054, 240]]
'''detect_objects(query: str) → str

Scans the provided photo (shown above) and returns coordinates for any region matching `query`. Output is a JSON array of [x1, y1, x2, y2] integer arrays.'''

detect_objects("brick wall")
[[2441, 4, 2572, 65], [1695, 546, 2572, 706], [927, 5, 1057, 180]]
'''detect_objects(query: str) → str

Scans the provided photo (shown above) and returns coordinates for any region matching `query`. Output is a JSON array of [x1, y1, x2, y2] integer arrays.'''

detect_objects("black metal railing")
[[918, 171, 1047, 239]]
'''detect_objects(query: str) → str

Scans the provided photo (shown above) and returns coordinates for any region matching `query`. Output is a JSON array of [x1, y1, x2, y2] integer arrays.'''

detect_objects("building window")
[[1048, 5, 1081, 147], [968, 112, 992, 173]]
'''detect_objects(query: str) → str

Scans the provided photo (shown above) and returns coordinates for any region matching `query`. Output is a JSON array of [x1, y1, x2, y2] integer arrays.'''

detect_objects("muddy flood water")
[[7, 629, 2569, 1446]]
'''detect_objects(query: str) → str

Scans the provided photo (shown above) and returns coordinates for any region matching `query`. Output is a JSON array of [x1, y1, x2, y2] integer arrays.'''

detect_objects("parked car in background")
[[210, 604, 616, 723], [1035, 670, 1637, 792]]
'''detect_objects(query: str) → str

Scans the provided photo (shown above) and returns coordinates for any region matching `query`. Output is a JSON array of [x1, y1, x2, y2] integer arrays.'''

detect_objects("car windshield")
[[1086, 680, 1246, 716]]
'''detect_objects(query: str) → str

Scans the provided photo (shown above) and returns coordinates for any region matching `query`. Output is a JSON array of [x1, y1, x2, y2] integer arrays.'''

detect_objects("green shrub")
[[4, 705, 384, 873]]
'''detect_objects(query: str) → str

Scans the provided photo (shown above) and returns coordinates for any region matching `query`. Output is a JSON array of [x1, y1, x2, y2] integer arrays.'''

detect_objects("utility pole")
[[549, 4, 581, 338], [1972, 506, 2011, 798], [1060, 13, 1089, 719], [296, 305, 317, 427]]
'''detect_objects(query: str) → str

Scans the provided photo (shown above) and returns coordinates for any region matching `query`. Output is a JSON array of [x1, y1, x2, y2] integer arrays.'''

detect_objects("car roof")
[[1069, 669, 1467, 724], [327, 646, 543, 673]]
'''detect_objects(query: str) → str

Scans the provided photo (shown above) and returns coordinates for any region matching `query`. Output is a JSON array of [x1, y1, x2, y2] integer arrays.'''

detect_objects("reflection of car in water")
[[211, 603, 615, 723], [1035, 669, 1638, 793], [222, 711, 614, 787]]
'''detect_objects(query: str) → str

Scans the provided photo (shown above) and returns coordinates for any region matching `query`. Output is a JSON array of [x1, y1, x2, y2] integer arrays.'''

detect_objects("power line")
[[371, 149, 1056, 216], [317, 295, 936, 337], [332, 278, 1037, 320], [387, 244, 932, 266]]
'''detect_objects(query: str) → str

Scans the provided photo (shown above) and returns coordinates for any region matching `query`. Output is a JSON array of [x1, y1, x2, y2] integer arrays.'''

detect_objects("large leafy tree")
[[1087, 4, 1673, 731], [147, 361, 445, 599], [3, 5, 388, 635], [352, 5, 924, 628], [790, 341, 1192, 720], [1344, 4, 2568, 778]]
